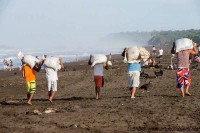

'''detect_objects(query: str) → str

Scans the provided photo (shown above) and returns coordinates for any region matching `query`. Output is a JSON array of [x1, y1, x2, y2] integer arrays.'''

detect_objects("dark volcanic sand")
[[1, 48, 200, 133]]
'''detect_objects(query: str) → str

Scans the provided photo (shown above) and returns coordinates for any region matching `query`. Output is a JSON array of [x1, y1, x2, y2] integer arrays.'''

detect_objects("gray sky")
[[0, 0, 200, 49]]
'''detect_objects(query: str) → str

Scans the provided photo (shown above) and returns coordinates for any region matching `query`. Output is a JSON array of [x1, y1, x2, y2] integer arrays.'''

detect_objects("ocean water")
[[0, 47, 122, 70]]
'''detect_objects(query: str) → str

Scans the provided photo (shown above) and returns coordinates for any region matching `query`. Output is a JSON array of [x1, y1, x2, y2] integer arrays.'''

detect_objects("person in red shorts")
[[88, 55, 108, 100], [172, 42, 197, 97]]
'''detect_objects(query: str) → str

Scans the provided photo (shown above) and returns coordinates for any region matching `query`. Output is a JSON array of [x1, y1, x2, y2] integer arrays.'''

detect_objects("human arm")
[[22, 65, 25, 77], [121, 48, 127, 57], [188, 42, 197, 55], [88, 55, 92, 65], [171, 42, 176, 54], [104, 62, 109, 70]]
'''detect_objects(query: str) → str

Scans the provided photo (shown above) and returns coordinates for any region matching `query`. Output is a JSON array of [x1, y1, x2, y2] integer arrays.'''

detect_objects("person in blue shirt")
[[122, 48, 141, 99]]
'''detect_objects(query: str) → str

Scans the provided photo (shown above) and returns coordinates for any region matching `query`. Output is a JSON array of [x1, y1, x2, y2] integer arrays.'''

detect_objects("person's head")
[[123, 48, 128, 52]]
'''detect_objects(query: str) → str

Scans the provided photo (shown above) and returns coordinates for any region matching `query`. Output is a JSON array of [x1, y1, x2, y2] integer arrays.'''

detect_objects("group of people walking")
[[3, 58, 14, 71], [22, 56, 63, 105], [2, 41, 198, 105]]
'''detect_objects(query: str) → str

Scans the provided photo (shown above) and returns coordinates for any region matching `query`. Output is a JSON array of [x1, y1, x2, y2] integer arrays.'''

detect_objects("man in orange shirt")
[[22, 63, 37, 105]]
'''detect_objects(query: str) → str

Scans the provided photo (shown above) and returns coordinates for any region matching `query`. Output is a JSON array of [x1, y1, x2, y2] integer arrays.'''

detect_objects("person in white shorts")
[[44, 57, 63, 104], [3, 59, 8, 71], [122, 48, 141, 99]]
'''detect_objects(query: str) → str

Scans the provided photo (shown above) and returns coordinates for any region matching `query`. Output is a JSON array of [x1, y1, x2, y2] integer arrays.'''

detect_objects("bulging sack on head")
[[23, 55, 40, 68], [175, 38, 193, 53], [91, 54, 107, 67], [44, 56, 60, 71], [127, 46, 140, 63], [138, 47, 150, 62]]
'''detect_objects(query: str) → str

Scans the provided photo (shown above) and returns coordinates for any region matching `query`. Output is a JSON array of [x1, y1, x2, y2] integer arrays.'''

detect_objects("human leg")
[[185, 86, 191, 96], [94, 76, 102, 100], [27, 93, 34, 105], [180, 87, 185, 97], [26, 81, 36, 105], [128, 71, 140, 99], [49, 81, 57, 104], [131, 87, 137, 99]]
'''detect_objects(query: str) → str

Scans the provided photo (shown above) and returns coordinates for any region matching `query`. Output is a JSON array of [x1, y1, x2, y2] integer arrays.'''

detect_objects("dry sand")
[[1, 48, 200, 133]]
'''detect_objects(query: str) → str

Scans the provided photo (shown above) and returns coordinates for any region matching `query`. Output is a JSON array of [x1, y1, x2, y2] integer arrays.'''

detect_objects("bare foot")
[[27, 101, 32, 105], [131, 96, 135, 99], [185, 92, 191, 96], [49, 99, 53, 105]]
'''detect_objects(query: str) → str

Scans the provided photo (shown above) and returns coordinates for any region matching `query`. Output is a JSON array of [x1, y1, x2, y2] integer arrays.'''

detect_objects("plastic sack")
[[175, 38, 193, 53], [127, 46, 140, 63], [107, 61, 112, 66], [138, 47, 150, 62], [91, 54, 107, 67], [18, 51, 24, 59], [23, 55, 40, 68], [44, 56, 60, 71]]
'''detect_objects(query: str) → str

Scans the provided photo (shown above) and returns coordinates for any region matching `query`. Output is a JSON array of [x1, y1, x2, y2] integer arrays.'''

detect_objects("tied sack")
[[127, 46, 140, 63], [44, 57, 60, 71], [175, 38, 193, 53], [138, 47, 150, 62], [91, 54, 107, 67], [23, 55, 40, 68]]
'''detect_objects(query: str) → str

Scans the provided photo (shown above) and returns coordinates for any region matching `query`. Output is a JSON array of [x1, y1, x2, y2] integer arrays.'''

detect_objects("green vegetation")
[[148, 29, 200, 46], [104, 29, 200, 46]]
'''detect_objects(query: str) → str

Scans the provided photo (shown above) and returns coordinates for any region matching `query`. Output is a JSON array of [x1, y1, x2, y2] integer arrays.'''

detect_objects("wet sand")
[[1, 48, 200, 133]]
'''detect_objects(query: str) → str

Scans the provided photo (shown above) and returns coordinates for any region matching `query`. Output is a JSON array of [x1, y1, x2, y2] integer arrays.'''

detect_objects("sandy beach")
[[1, 48, 200, 133]]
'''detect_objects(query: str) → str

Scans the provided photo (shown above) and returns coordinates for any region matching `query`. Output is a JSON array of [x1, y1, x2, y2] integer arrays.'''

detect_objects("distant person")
[[9, 59, 14, 71], [22, 62, 37, 105], [109, 53, 112, 60], [152, 46, 156, 56], [76, 54, 79, 62], [122, 48, 141, 99], [172, 42, 197, 97], [3, 58, 8, 71], [158, 48, 164, 58], [44, 56, 63, 104], [88, 55, 109, 100], [198, 44, 200, 56]]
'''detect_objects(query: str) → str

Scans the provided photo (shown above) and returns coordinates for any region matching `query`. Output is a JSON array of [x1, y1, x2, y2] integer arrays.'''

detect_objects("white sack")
[[18, 51, 24, 59], [175, 38, 193, 53], [91, 54, 107, 67], [44, 56, 60, 71], [127, 46, 140, 63], [107, 61, 112, 66], [138, 47, 150, 62], [23, 55, 40, 68]]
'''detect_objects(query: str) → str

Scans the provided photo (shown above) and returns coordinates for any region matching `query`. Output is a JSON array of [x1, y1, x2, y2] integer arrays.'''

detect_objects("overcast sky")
[[0, 0, 200, 49]]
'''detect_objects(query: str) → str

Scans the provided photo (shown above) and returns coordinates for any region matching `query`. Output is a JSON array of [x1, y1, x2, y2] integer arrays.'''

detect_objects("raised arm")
[[188, 42, 197, 55], [121, 48, 127, 57]]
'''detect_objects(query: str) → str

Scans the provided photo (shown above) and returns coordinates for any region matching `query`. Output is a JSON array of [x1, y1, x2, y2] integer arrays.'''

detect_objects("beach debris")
[[1, 84, 7, 88], [1, 99, 21, 105], [25, 109, 42, 115], [74, 105, 80, 109], [44, 108, 57, 114], [33, 109, 42, 115]]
